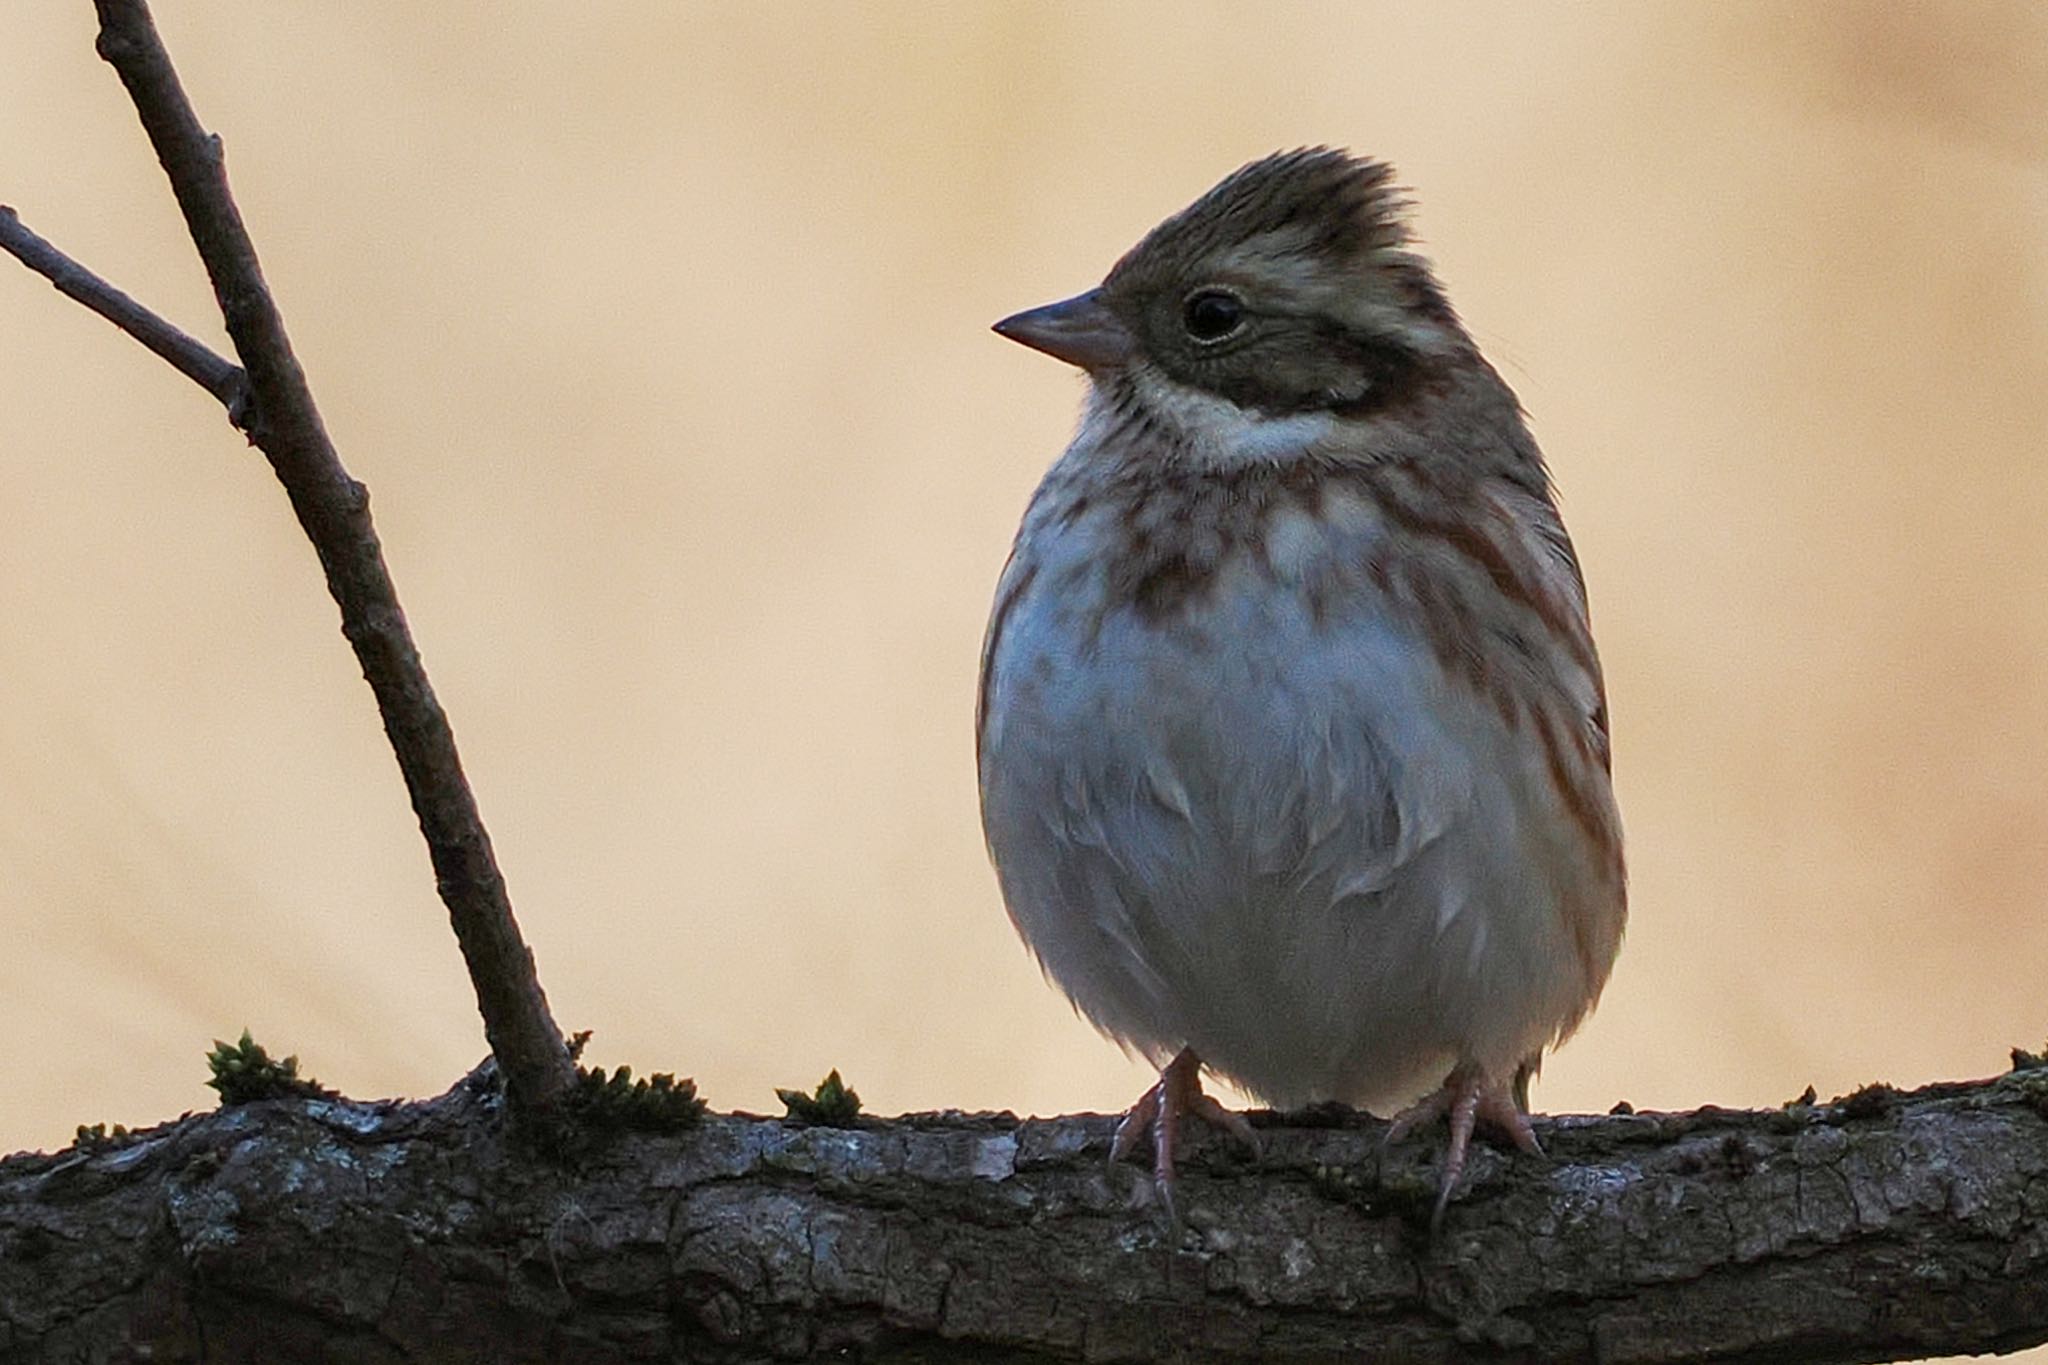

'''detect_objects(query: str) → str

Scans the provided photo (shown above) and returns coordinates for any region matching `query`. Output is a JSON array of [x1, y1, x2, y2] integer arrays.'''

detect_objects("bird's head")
[[994, 148, 1482, 463]]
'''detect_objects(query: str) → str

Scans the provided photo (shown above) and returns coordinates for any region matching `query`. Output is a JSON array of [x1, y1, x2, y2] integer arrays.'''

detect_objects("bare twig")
[[21, 0, 579, 1122], [0, 205, 248, 414]]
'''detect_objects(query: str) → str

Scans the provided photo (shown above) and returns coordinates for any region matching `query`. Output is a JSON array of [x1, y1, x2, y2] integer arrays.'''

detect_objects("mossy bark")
[[4, 1067, 2048, 1363]]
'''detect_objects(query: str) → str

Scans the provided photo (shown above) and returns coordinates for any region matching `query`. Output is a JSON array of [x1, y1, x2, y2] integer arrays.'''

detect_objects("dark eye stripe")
[[1188, 323, 1433, 420]]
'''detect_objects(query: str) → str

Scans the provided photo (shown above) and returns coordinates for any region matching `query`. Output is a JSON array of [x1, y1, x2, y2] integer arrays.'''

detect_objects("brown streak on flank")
[[1403, 552, 1528, 732], [1566, 711, 1603, 776], [1534, 701, 1625, 890], [1374, 481, 1601, 682], [1533, 708, 1614, 984], [975, 557, 1039, 767], [1401, 562, 1487, 698]]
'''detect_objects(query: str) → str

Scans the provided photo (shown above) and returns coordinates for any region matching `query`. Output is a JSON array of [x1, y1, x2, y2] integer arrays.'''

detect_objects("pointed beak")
[[992, 288, 1134, 371]]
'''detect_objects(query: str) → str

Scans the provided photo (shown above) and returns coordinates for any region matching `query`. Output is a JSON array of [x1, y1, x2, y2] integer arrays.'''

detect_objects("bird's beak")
[[992, 288, 1134, 371]]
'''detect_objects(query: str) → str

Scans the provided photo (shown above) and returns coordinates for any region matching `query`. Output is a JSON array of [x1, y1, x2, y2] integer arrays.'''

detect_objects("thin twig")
[[0, 205, 248, 416], [61, 0, 576, 1123]]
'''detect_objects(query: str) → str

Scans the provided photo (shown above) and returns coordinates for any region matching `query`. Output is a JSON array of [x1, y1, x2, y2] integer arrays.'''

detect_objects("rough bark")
[[5, 1066, 2047, 1364]]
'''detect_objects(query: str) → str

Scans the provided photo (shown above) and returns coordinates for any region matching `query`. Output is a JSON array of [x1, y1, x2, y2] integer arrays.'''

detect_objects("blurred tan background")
[[2, 0, 2044, 1261]]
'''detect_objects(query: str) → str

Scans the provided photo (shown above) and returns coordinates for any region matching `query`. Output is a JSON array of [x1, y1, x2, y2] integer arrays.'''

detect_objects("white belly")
[[979, 531, 1600, 1111]]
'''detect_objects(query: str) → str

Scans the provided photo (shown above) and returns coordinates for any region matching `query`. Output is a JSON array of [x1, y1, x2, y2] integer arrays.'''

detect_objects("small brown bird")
[[977, 149, 1625, 1224]]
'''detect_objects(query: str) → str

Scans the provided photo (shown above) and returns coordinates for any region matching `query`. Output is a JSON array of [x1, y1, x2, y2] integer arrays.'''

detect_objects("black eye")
[[1181, 289, 1244, 342]]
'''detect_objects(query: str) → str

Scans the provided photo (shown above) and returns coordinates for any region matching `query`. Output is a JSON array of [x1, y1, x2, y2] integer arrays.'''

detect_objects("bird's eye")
[[1181, 290, 1244, 343]]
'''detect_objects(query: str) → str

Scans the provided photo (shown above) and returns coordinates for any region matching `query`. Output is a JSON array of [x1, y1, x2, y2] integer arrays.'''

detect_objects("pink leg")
[[1111, 1048, 1258, 1225], [1385, 1062, 1542, 1232]]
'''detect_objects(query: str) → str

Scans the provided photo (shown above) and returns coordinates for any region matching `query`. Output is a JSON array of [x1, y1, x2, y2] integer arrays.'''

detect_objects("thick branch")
[[69, 0, 573, 1120], [4, 1072, 2047, 1363]]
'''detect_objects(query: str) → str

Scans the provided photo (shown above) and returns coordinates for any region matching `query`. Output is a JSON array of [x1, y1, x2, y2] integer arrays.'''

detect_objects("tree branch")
[[4, 1068, 2047, 1363], [24, 0, 577, 1121], [0, 205, 247, 413]]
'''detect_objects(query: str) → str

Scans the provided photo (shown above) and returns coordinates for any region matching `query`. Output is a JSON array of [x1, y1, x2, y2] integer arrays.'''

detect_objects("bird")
[[976, 148, 1625, 1227]]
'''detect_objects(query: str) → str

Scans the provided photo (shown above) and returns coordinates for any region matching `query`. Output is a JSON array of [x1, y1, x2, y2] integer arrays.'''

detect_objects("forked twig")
[[0, 205, 247, 414], [1, 0, 575, 1123]]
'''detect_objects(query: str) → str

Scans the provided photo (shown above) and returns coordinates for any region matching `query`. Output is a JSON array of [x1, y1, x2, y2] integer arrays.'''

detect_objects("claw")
[[1384, 1063, 1541, 1234], [1110, 1049, 1259, 1227]]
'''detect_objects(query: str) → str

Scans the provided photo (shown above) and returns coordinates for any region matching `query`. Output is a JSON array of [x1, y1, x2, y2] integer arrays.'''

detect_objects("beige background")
[[2, 2, 2045, 1339]]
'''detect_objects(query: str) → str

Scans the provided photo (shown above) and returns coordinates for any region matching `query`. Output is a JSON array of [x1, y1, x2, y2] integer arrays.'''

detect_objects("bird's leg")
[[1110, 1048, 1258, 1226], [1384, 1061, 1542, 1233]]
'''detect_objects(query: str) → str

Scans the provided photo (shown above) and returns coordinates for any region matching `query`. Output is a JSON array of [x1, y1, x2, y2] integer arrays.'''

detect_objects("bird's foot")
[[1384, 1062, 1542, 1233], [1110, 1048, 1258, 1227]]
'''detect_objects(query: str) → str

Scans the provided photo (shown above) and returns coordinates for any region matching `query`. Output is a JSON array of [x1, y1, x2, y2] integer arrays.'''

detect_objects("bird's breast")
[[976, 458, 1622, 1106]]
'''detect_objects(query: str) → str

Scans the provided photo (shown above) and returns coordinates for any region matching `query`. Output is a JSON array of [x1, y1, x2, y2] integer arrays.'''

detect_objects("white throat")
[[1085, 364, 1337, 471]]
